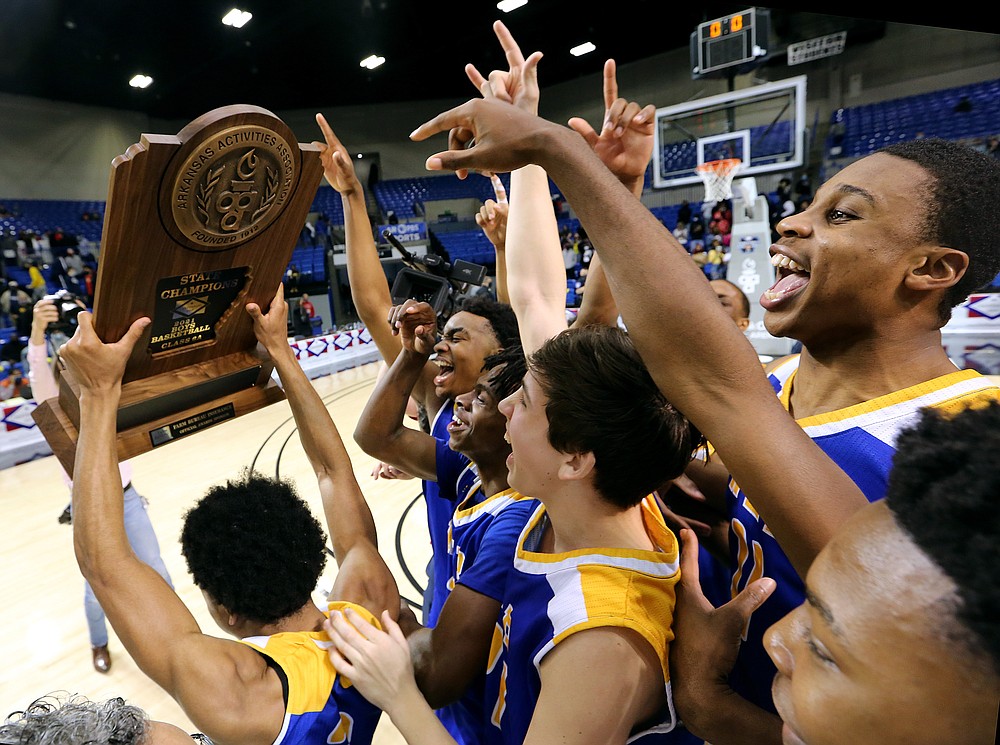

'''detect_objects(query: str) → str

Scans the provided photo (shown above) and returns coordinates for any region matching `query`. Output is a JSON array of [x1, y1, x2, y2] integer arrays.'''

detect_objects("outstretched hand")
[[669, 529, 776, 731], [246, 283, 290, 356], [313, 113, 362, 196], [324, 608, 417, 714], [411, 97, 559, 177], [568, 59, 656, 189], [59, 312, 149, 393], [475, 174, 509, 249], [465, 20, 543, 115], [441, 20, 543, 180]]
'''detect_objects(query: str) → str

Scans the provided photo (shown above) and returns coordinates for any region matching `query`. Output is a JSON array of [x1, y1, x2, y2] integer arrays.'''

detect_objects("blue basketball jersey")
[[240, 601, 382, 745], [483, 497, 682, 745], [728, 356, 1000, 712], [424, 399, 476, 628], [436, 487, 541, 745], [448, 487, 540, 600]]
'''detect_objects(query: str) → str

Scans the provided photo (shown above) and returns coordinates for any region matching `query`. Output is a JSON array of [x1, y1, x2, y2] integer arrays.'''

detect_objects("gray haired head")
[[0, 693, 148, 744]]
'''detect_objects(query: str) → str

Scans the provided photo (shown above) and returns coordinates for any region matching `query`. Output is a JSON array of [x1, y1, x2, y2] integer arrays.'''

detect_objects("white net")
[[695, 158, 742, 202]]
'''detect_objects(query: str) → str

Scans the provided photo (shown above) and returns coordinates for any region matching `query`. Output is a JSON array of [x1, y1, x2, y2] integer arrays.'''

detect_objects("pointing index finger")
[[409, 102, 473, 142], [491, 174, 508, 204], [315, 113, 343, 151], [603, 59, 619, 112]]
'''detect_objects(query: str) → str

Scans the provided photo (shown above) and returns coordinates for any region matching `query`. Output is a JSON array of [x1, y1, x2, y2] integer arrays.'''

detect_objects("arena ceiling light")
[[360, 54, 385, 70], [129, 74, 153, 88], [570, 41, 596, 56], [222, 8, 252, 28], [497, 0, 528, 12]]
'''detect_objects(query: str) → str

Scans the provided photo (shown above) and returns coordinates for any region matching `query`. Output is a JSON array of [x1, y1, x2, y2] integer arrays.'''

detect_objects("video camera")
[[382, 228, 487, 316], [42, 289, 87, 334]]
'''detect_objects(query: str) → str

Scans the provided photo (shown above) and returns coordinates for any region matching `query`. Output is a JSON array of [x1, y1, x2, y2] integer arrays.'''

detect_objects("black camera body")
[[383, 228, 487, 315], [43, 289, 86, 333]]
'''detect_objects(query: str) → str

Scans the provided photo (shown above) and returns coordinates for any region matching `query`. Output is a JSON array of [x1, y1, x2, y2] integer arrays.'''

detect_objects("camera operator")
[[27, 296, 174, 674]]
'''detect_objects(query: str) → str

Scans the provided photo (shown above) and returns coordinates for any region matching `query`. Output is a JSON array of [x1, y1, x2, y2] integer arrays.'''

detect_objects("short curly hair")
[[482, 343, 528, 402], [885, 400, 1000, 677], [0, 694, 147, 744], [181, 468, 328, 625], [878, 139, 1000, 323], [453, 295, 521, 350]]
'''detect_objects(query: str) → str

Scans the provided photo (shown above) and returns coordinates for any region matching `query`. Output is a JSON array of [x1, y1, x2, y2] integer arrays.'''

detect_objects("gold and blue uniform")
[[241, 601, 382, 745], [728, 356, 1000, 713], [484, 497, 681, 745], [437, 486, 540, 745]]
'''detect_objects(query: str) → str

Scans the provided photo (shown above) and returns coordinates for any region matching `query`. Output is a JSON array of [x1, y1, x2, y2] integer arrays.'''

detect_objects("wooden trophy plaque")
[[32, 104, 324, 476]]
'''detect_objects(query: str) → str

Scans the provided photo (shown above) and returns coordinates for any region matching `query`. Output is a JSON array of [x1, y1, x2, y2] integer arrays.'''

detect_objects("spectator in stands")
[[562, 237, 579, 279], [705, 239, 725, 280], [26, 261, 47, 300], [953, 94, 973, 113], [691, 242, 709, 272], [302, 219, 317, 248], [713, 202, 732, 244], [0, 228, 16, 267], [770, 191, 796, 240], [793, 172, 812, 201], [316, 212, 332, 248], [676, 199, 692, 226], [551, 190, 567, 217], [293, 295, 315, 338], [688, 215, 705, 251], [580, 242, 593, 272], [0, 281, 25, 333], [776, 177, 792, 205], [285, 264, 301, 293], [706, 218, 721, 247], [672, 220, 689, 249], [80, 266, 95, 305], [474, 275, 497, 300], [63, 247, 85, 274]]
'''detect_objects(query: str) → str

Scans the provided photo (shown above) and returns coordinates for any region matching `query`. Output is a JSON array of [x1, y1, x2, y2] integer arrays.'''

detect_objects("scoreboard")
[[691, 7, 769, 77]]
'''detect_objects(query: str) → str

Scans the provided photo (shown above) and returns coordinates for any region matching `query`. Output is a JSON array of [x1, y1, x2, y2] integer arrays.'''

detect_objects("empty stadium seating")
[[825, 78, 1000, 158]]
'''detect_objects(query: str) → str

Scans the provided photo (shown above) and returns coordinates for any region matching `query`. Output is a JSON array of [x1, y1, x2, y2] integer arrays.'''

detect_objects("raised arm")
[[467, 21, 565, 354], [314, 114, 442, 413], [61, 313, 281, 745], [475, 174, 510, 304], [353, 300, 440, 482], [247, 284, 399, 620], [314, 114, 398, 361], [569, 59, 656, 329], [409, 98, 867, 577], [27, 298, 59, 402], [503, 162, 567, 354]]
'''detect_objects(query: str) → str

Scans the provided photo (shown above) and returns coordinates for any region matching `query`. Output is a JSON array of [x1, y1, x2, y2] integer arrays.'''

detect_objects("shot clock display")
[[691, 7, 769, 77]]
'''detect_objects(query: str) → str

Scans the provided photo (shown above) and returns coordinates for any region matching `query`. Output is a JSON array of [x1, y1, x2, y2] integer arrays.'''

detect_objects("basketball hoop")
[[695, 158, 742, 203]]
